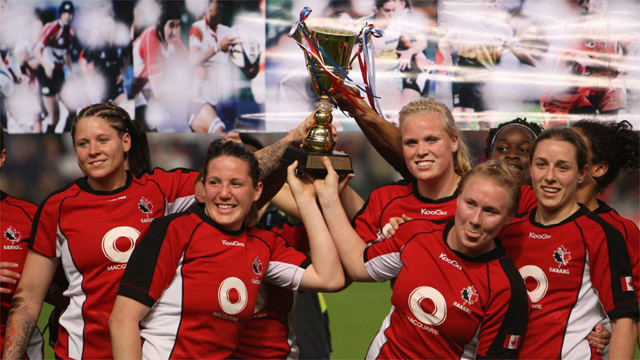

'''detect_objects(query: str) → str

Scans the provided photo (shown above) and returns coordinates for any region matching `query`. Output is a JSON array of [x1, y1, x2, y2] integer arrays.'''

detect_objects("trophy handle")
[[349, 51, 359, 68], [348, 24, 371, 67]]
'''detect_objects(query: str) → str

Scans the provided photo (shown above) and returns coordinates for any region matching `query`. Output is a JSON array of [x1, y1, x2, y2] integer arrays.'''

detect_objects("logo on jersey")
[[439, 253, 462, 270], [553, 245, 571, 267], [621, 276, 634, 292], [503, 334, 521, 350], [250, 256, 263, 285], [217, 277, 247, 318], [138, 197, 154, 216], [461, 285, 479, 305], [421, 209, 447, 216], [408, 286, 447, 332], [138, 197, 154, 223], [222, 239, 245, 247], [102, 226, 140, 266], [519, 265, 548, 307], [4, 226, 21, 244], [3, 226, 23, 249], [529, 232, 551, 239]]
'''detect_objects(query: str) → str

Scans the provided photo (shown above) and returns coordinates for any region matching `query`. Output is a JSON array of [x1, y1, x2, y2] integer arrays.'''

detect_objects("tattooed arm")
[[3, 251, 58, 360], [254, 113, 316, 180], [254, 113, 319, 207]]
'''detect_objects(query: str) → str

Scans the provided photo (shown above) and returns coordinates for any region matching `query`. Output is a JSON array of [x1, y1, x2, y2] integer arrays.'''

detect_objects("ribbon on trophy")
[[356, 24, 384, 115], [288, 7, 383, 115]]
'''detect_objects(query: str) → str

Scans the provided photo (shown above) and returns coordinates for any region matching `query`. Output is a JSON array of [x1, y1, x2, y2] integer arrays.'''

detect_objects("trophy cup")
[[283, 10, 364, 176]]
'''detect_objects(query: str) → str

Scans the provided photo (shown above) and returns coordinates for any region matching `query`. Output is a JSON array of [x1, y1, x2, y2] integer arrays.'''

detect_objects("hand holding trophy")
[[283, 7, 382, 177]]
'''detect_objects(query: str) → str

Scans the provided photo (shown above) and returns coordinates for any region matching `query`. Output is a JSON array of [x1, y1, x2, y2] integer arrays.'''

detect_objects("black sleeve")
[[117, 212, 185, 307], [482, 257, 529, 359], [587, 213, 639, 320]]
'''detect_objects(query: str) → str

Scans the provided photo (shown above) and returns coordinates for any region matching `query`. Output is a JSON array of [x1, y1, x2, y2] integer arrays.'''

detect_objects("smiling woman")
[[499, 127, 638, 359], [201, 139, 263, 231], [352, 99, 472, 245], [2, 103, 199, 360], [108, 139, 344, 359], [484, 118, 544, 185], [484, 118, 544, 215], [72, 113, 132, 191], [312, 159, 528, 358]]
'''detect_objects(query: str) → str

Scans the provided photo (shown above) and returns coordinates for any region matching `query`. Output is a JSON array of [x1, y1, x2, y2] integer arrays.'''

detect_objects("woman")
[[483, 118, 543, 185], [572, 119, 639, 344], [499, 127, 638, 358], [132, 3, 190, 131], [485, 119, 609, 353], [483, 118, 544, 214], [187, 0, 239, 133], [2, 102, 312, 359], [316, 158, 528, 358], [34, 0, 76, 133], [2, 103, 197, 360], [108, 139, 344, 359], [353, 98, 472, 242]]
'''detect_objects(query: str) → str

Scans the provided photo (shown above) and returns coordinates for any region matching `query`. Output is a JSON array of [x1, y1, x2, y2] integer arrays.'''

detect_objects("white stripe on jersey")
[[562, 251, 607, 358], [366, 305, 394, 359], [24, 328, 44, 360], [264, 261, 305, 291], [286, 292, 300, 360], [165, 194, 196, 215], [461, 324, 481, 359], [365, 252, 403, 282], [56, 224, 64, 258], [59, 233, 87, 359], [140, 253, 186, 360]]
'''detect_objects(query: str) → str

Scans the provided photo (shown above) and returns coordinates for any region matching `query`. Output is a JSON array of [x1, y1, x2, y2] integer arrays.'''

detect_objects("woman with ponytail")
[[2, 102, 198, 359]]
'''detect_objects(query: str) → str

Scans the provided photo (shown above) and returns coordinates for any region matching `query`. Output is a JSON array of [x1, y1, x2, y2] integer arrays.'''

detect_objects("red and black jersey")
[[500, 206, 638, 359], [39, 20, 74, 69], [364, 220, 529, 359], [132, 26, 188, 87], [0, 191, 44, 359], [29, 168, 198, 360], [232, 223, 308, 359], [353, 179, 458, 243], [118, 203, 309, 359], [594, 200, 639, 305]]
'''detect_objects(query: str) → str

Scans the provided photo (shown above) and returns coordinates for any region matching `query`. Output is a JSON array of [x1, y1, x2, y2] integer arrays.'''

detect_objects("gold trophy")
[[284, 12, 363, 176]]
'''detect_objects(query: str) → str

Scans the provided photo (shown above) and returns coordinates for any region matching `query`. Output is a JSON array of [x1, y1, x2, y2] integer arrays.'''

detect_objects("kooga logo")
[[529, 232, 551, 239], [421, 209, 447, 216], [222, 239, 245, 247]]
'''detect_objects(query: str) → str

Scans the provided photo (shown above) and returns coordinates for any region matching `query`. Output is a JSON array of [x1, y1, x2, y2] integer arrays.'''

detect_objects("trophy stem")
[[302, 96, 336, 153]]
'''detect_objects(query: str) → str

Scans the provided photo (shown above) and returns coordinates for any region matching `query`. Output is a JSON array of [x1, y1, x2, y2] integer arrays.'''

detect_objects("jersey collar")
[[528, 204, 590, 228], [411, 178, 459, 204], [75, 170, 133, 195]]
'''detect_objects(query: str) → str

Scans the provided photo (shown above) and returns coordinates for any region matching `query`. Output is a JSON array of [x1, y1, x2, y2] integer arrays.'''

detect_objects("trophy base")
[[283, 146, 353, 177]]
